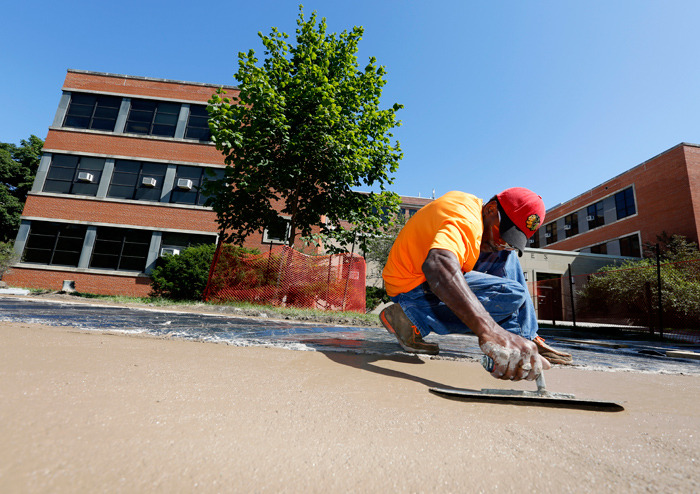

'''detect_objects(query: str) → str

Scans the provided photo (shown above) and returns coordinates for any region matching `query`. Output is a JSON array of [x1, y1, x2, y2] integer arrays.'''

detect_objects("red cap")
[[495, 187, 545, 255]]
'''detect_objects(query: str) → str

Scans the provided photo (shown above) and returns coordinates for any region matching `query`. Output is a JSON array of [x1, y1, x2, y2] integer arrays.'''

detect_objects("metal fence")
[[530, 257, 700, 344]]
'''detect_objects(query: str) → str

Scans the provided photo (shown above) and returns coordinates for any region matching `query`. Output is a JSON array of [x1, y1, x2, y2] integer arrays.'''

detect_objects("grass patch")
[[28, 289, 380, 327]]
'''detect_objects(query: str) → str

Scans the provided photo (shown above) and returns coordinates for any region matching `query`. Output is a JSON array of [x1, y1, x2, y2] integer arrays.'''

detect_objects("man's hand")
[[422, 248, 550, 382], [479, 330, 550, 381]]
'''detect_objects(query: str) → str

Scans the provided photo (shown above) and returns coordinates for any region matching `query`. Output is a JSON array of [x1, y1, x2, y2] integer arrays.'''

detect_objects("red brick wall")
[[683, 146, 700, 242], [63, 71, 238, 103], [545, 144, 699, 251], [23, 195, 220, 232], [44, 130, 225, 166], [3, 267, 152, 297]]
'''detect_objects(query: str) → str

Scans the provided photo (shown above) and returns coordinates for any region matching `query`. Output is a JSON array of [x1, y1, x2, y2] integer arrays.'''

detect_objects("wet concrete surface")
[[1, 296, 699, 375]]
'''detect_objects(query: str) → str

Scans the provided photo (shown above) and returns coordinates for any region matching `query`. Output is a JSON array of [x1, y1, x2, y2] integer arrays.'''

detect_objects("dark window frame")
[[63, 93, 121, 131], [107, 159, 168, 202], [619, 234, 641, 257], [184, 105, 211, 141], [263, 217, 291, 244], [590, 243, 608, 255], [42, 154, 105, 197], [564, 213, 579, 238], [529, 231, 540, 248], [22, 221, 87, 267], [545, 222, 557, 245], [615, 187, 636, 220], [587, 201, 605, 229], [169, 166, 224, 206], [89, 227, 151, 272], [124, 99, 181, 137]]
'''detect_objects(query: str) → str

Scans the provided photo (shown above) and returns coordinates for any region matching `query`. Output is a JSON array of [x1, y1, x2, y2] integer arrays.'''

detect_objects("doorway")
[[536, 273, 562, 323]]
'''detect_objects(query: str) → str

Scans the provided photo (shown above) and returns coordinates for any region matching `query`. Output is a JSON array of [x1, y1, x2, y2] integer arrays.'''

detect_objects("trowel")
[[429, 356, 624, 412]]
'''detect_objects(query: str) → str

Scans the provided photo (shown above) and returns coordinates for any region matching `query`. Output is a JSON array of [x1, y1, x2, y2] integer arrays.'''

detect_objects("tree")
[[362, 210, 406, 279], [643, 232, 700, 262], [205, 6, 403, 254], [579, 234, 700, 328], [0, 135, 43, 242]]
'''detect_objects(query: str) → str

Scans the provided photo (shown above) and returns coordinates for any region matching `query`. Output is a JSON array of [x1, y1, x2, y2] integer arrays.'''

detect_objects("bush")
[[150, 243, 217, 300], [578, 253, 700, 328], [366, 286, 390, 312], [150, 243, 260, 300], [0, 241, 17, 278]]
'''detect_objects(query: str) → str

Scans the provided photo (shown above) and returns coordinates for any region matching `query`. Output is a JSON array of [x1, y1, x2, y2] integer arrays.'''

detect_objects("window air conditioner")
[[528, 238, 535, 244], [142, 177, 157, 188], [544, 233, 552, 238], [586, 215, 596, 221], [160, 247, 180, 257], [177, 178, 193, 190], [564, 224, 572, 231], [77, 172, 94, 183]]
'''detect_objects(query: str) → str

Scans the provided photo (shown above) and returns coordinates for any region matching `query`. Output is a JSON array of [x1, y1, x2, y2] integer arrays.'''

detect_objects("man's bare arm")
[[421, 248, 549, 381]]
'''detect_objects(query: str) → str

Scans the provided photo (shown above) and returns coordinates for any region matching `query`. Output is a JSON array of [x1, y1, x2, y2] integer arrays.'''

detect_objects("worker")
[[380, 188, 573, 382]]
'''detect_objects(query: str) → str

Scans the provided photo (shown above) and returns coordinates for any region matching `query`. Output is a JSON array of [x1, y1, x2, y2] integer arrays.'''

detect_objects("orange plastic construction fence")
[[203, 244, 366, 313]]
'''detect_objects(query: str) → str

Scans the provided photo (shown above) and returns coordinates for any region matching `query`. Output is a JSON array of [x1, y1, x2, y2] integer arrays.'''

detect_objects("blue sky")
[[3, 1, 700, 210]]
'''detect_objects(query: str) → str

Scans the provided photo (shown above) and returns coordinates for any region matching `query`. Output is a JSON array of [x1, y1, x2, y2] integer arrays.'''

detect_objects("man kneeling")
[[380, 188, 572, 382]]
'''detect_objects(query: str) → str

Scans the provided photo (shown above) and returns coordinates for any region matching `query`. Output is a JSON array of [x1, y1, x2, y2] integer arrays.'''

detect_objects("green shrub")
[[150, 243, 217, 300], [578, 255, 700, 328], [0, 241, 17, 278], [150, 243, 261, 300], [366, 286, 390, 312]]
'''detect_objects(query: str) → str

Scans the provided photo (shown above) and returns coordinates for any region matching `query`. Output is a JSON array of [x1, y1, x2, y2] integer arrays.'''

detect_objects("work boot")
[[534, 336, 573, 365], [380, 304, 439, 355]]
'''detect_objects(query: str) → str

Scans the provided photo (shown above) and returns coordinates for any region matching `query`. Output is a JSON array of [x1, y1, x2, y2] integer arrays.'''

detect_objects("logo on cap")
[[526, 214, 541, 231]]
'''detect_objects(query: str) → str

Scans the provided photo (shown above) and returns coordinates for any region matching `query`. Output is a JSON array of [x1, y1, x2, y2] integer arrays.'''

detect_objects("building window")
[[23, 222, 87, 267], [619, 234, 641, 257], [43, 154, 105, 196], [564, 213, 578, 238], [263, 217, 290, 244], [184, 105, 211, 141], [159, 232, 217, 256], [529, 232, 540, 248], [590, 243, 608, 255], [90, 227, 151, 271], [124, 99, 181, 137], [169, 166, 224, 206], [545, 223, 557, 245], [400, 207, 419, 218], [107, 159, 167, 202], [586, 201, 605, 229], [615, 187, 636, 220], [63, 93, 121, 131]]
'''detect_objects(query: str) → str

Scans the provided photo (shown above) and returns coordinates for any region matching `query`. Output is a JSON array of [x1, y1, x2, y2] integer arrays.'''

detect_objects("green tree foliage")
[[205, 6, 402, 253], [150, 243, 259, 301], [0, 241, 18, 277], [579, 235, 700, 328], [362, 211, 406, 278], [0, 135, 43, 241], [365, 286, 390, 312]]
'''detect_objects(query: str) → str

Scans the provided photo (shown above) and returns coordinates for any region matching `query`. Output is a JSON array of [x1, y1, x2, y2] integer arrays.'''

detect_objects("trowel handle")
[[481, 355, 547, 393], [481, 354, 495, 372]]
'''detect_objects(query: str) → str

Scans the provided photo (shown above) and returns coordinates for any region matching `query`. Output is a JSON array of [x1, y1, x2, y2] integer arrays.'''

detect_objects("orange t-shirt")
[[382, 191, 483, 297]]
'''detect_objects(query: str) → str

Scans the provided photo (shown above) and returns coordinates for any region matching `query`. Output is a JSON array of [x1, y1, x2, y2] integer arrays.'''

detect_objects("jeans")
[[390, 250, 539, 340]]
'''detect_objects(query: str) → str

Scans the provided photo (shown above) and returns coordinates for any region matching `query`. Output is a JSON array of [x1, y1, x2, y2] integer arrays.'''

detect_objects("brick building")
[[4, 70, 425, 298], [4, 70, 317, 296], [531, 143, 700, 257]]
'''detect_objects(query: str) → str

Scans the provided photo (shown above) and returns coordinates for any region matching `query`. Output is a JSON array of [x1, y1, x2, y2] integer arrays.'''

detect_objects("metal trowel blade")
[[429, 386, 624, 412]]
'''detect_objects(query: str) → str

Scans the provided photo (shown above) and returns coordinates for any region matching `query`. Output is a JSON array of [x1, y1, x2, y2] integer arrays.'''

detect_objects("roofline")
[[546, 142, 700, 213], [67, 69, 239, 91]]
